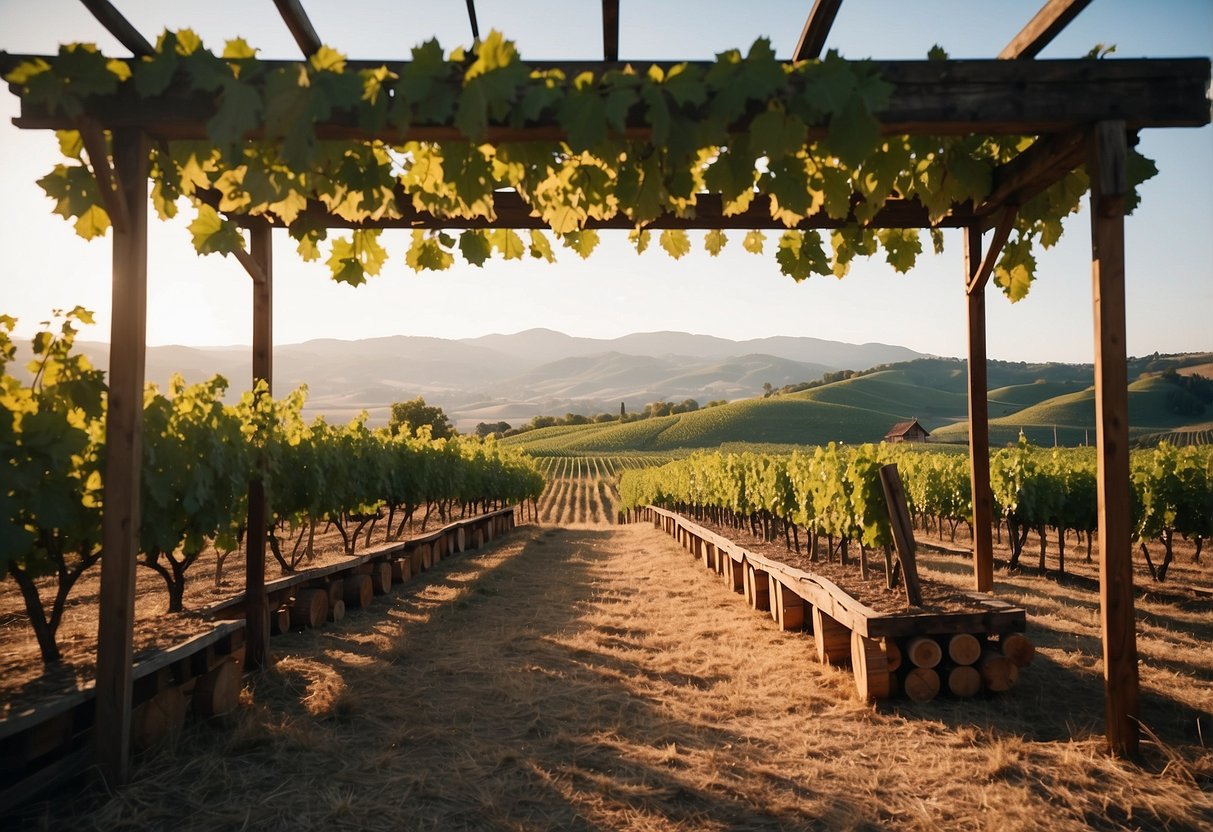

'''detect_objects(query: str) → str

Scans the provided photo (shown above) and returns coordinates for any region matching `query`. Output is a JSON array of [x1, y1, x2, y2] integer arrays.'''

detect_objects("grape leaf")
[[490, 228, 526, 260], [188, 204, 243, 255], [743, 230, 765, 254], [562, 230, 600, 259], [704, 229, 728, 256], [876, 228, 921, 273], [459, 230, 492, 266], [659, 229, 691, 259], [528, 230, 556, 262], [629, 228, 651, 254]]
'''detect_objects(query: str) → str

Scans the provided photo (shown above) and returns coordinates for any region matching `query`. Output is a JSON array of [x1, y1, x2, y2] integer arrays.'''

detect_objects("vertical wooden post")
[[965, 226, 995, 592], [1089, 120, 1139, 757], [245, 222, 273, 669], [95, 127, 148, 786]]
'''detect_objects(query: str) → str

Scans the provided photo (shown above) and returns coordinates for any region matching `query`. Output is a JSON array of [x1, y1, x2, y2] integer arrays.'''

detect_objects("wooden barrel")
[[371, 561, 392, 595], [851, 630, 892, 701], [192, 657, 242, 717], [289, 588, 329, 629], [343, 573, 374, 609], [812, 607, 850, 665]]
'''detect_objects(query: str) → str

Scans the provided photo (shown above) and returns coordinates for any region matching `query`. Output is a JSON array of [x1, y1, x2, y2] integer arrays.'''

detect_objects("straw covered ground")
[[14, 523, 1213, 831]]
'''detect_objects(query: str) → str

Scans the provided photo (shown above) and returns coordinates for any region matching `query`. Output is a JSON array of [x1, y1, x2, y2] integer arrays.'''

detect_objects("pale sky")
[[1, 0, 1210, 364]]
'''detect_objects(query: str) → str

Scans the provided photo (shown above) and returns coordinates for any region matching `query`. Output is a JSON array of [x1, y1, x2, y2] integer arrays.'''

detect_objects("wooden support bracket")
[[966, 207, 1018, 296], [76, 119, 130, 234], [878, 464, 923, 607], [232, 245, 268, 285]]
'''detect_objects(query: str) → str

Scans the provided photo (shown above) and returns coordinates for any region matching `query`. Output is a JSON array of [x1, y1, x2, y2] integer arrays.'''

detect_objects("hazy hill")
[[57, 330, 926, 429]]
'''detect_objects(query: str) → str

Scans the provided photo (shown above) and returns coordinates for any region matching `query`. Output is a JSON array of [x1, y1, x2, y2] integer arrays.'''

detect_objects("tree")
[[389, 397, 455, 439], [475, 421, 512, 439], [762, 382, 774, 398]]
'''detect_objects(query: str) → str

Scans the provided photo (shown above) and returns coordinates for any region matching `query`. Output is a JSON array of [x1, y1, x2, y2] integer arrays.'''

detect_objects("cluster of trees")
[[490, 398, 730, 438], [763, 367, 885, 398], [3, 311, 545, 665], [1160, 369, 1213, 418]]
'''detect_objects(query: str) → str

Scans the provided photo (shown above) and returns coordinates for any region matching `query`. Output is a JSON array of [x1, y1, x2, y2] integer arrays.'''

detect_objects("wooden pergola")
[[3, 0, 1209, 786]]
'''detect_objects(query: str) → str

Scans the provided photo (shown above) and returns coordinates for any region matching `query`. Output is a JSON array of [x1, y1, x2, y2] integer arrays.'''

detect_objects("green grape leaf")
[[562, 230, 600, 259], [993, 238, 1037, 301], [628, 228, 651, 254], [207, 78, 263, 154], [74, 204, 111, 240], [528, 230, 556, 262], [825, 97, 879, 167], [188, 204, 244, 255], [459, 229, 492, 266], [775, 230, 828, 281], [750, 109, 807, 160], [558, 78, 609, 151], [490, 228, 526, 260], [659, 229, 691, 259], [877, 228, 921, 273]]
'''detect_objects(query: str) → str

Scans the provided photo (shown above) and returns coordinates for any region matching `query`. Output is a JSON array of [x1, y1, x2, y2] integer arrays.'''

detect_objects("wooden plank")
[[999, 0, 1094, 60], [965, 225, 995, 593], [0, 747, 90, 815], [601, 0, 619, 61], [878, 464, 923, 607], [78, 0, 153, 56], [94, 127, 148, 787], [6, 57, 1208, 138], [271, 0, 322, 57], [793, 0, 843, 62], [1089, 120, 1139, 758], [976, 131, 1087, 226]]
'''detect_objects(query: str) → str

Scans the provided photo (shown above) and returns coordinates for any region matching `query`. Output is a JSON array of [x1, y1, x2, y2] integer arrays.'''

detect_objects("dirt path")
[[16, 524, 1211, 831]]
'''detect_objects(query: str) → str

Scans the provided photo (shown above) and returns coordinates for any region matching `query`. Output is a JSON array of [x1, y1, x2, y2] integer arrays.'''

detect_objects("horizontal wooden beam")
[[272, 0, 323, 58], [1000, 0, 1094, 60], [215, 190, 976, 231], [793, 0, 843, 62], [4, 57, 1208, 139], [79, 0, 153, 57]]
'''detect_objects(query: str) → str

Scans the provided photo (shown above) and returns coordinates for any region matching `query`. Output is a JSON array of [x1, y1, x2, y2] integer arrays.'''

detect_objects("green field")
[[502, 357, 1213, 455]]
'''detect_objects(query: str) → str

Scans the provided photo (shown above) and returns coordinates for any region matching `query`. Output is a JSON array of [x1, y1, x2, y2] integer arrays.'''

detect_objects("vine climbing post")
[[245, 221, 273, 669], [95, 127, 148, 786], [964, 225, 995, 593], [1089, 119, 1139, 757]]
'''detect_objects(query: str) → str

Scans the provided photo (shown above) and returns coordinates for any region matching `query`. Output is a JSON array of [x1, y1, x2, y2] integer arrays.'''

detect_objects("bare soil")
[[8, 523, 1211, 831]]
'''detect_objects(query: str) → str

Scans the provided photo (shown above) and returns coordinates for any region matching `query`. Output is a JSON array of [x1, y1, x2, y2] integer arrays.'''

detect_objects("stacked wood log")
[[370, 561, 392, 595], [343, 573, 374, 609], [391, 557, 412, 583]]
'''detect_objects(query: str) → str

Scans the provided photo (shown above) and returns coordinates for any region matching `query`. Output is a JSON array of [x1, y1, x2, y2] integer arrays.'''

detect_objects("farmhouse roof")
[[885, 418, 929, 439]]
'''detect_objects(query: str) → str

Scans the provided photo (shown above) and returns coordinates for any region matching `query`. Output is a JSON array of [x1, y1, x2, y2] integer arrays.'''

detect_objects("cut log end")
[[999, 633, 1036, 667], [343, 573, 374, 609], [947, 633, 983, 666], [979, 649, 1020, 693], [947, 665, 982, 698], [906, 636, 943, 669], [329, 598, 346, 623], [192, 657, 242, 717], [289, 588, 329, 629], [903, 667, 941, 703]]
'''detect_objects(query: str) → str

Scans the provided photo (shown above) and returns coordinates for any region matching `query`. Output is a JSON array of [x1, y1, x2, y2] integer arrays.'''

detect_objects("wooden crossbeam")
[[272, 0, 323, 58], [966, 206, 1018, 295], [975, 131, 1086, 228], [232, 246, 268, 284], [602, 0, 620, 62], [793, 0, 843, 61], [7, 57, 1206, 138], [1000, 0, 1094, 60], [215, 191, 975, 232], [79, 0, 153, 56], [466, 0, 481, 41]]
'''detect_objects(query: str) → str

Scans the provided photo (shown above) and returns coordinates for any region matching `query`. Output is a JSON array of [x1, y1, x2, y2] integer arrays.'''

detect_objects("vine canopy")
[[4, 30, 1163, 299]]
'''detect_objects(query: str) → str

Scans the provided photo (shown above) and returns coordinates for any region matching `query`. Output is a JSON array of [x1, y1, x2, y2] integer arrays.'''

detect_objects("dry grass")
[[10, 523, 1213, 831]]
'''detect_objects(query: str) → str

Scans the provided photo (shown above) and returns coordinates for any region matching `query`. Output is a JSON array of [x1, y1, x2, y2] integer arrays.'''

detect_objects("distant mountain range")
[[66, 329, 927, 430]]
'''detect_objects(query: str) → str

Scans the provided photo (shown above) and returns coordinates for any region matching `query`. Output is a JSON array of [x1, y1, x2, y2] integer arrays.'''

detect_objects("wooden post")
[[94, 127, 148, 786], [965, 226, 995, 592], [878, 464, 923, 607], [1089, 120, 1139, 757], [245, 222, 273, 669]]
